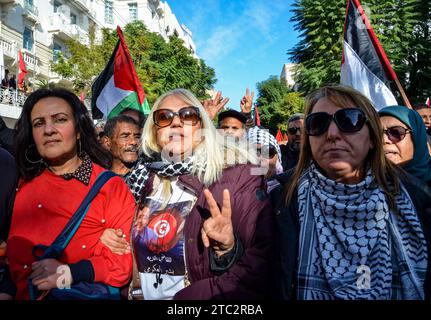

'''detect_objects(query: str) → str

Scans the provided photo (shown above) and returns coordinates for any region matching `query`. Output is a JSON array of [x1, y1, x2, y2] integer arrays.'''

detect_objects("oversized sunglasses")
[[287, 127, 302, 135], [383, 126, 411, 143], [305, 108, 367, 136], [153, 106, 201, 128], [256, 146, 278, 159]]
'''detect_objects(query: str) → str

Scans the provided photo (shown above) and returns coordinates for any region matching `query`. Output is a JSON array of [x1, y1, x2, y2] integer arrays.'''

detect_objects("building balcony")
[[48, 13, 89, 45], [21, 49, 40, 73], [71, 0, 90, 13], [22, 1, 39, 23], [0, 38, 17, 59]]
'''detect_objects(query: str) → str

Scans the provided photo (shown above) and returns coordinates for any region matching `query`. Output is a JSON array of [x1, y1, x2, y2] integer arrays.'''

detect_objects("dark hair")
[[413, 103, 429, 111], [119, 108, 146, 128], [14, 88, 112, 180], [104, 115, 140, 138]]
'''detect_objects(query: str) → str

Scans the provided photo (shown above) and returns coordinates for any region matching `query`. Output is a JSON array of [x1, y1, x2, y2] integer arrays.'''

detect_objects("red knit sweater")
[[7, 163, 135, 299]]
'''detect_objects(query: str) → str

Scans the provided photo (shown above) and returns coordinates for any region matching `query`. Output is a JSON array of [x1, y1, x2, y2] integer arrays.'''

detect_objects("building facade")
[[280, 63, 296, 88], [0, 0, 196, 126]]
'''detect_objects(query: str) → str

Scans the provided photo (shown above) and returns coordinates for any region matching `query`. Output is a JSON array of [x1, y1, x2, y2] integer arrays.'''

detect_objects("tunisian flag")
[[275, 129, 283, 143], [91, 26, 149, 119], [254, 105, 261, 126], [18, 50, 27, 88], [340, 0, 399, 110]]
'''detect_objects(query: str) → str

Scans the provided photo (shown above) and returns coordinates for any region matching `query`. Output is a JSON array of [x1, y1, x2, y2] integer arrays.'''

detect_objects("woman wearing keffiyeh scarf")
[[100, 88, 274, 300], [272, 85, 431, 300]]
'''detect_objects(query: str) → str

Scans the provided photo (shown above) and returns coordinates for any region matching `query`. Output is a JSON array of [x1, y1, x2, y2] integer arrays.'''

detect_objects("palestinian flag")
[[91, 26, 149, 119], [340, 0, 398, 110]]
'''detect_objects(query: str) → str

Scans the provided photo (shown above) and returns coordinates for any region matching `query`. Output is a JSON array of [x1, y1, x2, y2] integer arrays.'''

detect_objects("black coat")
[[0, 117, 14, 155], [271, 168, 431, 300]]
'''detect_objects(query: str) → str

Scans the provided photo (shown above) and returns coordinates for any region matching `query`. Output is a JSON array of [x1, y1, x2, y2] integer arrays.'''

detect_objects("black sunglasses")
[[383, 126, 411, 143], [256, 146, 277, 159], [305, 108, 367, 136], [287, 127, 302, 135], [153, 106, 201, 128]]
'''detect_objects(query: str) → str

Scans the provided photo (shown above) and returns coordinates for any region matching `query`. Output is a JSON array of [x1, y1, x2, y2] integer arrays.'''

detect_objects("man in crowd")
[[0, 117, 14, 155], [281, 113, 304, 171], [101, 115, 141, 178], [218, 109, 247, 140], [0, 146, 18, 300], [8, 75, 16, 90], [413, 103, 431, 153]]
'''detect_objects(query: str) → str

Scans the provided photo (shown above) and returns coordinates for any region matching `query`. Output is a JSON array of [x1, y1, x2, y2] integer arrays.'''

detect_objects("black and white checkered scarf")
[[125, 155, 196, 202], [296, 162, 428, 300]]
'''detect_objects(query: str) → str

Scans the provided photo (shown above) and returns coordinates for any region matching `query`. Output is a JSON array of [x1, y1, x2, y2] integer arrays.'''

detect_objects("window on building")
[[53, 43, 62, 62], [70, 13, 77, 25], [105, 1, 113, 24], [53, 0, 62, 13], [23, 27, 34, 52], [129, 3, 138, 21]]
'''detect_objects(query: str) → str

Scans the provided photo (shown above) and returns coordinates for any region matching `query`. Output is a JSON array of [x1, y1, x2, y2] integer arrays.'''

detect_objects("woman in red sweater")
[[1, 89, 135, 300]]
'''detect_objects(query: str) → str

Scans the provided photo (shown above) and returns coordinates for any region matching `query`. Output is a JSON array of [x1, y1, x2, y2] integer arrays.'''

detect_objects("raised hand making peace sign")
[[201, 189, 235, 257], [202, 91, 230, 121]]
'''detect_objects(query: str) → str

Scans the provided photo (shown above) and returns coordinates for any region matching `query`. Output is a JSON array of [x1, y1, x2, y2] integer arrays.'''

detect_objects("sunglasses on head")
[[383, 126, 411, 143], [153, 106, 201, 128], [256, 145, 277, 159], [287, 127, 302, 135], [305, 108, 367, 136]]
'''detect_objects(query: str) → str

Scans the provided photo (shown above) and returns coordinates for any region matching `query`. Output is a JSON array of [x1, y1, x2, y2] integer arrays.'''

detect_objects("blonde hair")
[[141, 88, 258, 206], [285, 85, 400, 210]]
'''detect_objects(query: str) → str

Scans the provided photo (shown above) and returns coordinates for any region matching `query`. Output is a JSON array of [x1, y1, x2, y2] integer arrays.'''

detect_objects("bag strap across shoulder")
[[32, 170, 117, 261]]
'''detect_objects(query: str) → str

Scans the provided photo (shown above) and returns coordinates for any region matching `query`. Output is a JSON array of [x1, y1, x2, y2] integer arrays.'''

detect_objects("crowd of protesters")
[[0, 84, 431, 300]]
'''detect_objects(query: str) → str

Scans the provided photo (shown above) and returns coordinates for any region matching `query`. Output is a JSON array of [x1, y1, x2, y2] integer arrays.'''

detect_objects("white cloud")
[[196, 0, 289, 63]]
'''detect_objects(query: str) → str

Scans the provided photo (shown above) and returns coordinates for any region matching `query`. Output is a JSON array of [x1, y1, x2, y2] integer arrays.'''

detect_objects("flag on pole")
[[254, 105, 261, 126], [340, 0, 399, 110], [426, 97, 430, 107], [91, 26, 147, 120], [275, 129, 283, 143], [18, 50, 27, 89]]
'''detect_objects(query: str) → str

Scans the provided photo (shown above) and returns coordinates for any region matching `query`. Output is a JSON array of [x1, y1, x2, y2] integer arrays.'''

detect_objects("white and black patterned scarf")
[[296, 162, 428, 300], [125, 155, 196, 202]]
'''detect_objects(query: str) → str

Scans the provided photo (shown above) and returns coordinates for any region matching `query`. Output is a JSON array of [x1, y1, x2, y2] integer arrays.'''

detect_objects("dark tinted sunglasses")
[[383, 126, 411, 143], [256, 146, 277, 159], [287, 127, 302, 135], [153, 106, 201, 128], [305, 108, 367, 136]]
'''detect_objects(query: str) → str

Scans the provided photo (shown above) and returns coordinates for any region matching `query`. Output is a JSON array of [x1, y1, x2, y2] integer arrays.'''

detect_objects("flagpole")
[[393, 78, 412, 109]]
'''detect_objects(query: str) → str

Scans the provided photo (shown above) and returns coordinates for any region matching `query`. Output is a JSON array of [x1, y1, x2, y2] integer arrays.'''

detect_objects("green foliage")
[[52, 21, 216, 104], [255, 76, 306, 135], [289, 0, 431, 104]]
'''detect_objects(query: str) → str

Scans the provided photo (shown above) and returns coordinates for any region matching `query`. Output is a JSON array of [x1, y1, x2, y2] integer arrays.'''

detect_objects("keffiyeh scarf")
[[296, 162, 428, 300], [247, 126, 282, 164], [126, 155, 196, 202]]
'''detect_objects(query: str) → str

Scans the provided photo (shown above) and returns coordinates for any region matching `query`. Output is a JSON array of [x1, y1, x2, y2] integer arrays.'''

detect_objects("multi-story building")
[[280, 63, 296, 88], [0, 0, 196, 127]]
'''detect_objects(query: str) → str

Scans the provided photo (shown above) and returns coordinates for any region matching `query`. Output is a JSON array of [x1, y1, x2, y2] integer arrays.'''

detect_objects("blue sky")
[[169, 0, 299, 111]]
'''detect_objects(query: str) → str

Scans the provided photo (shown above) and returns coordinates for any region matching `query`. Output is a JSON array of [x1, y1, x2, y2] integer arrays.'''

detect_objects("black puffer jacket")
[[271, 168, 431, 300]]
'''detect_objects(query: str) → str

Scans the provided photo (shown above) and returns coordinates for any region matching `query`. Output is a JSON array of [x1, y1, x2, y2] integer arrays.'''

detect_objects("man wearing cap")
[[280, 113, 304, 171], [218, 109, 247, 140]]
